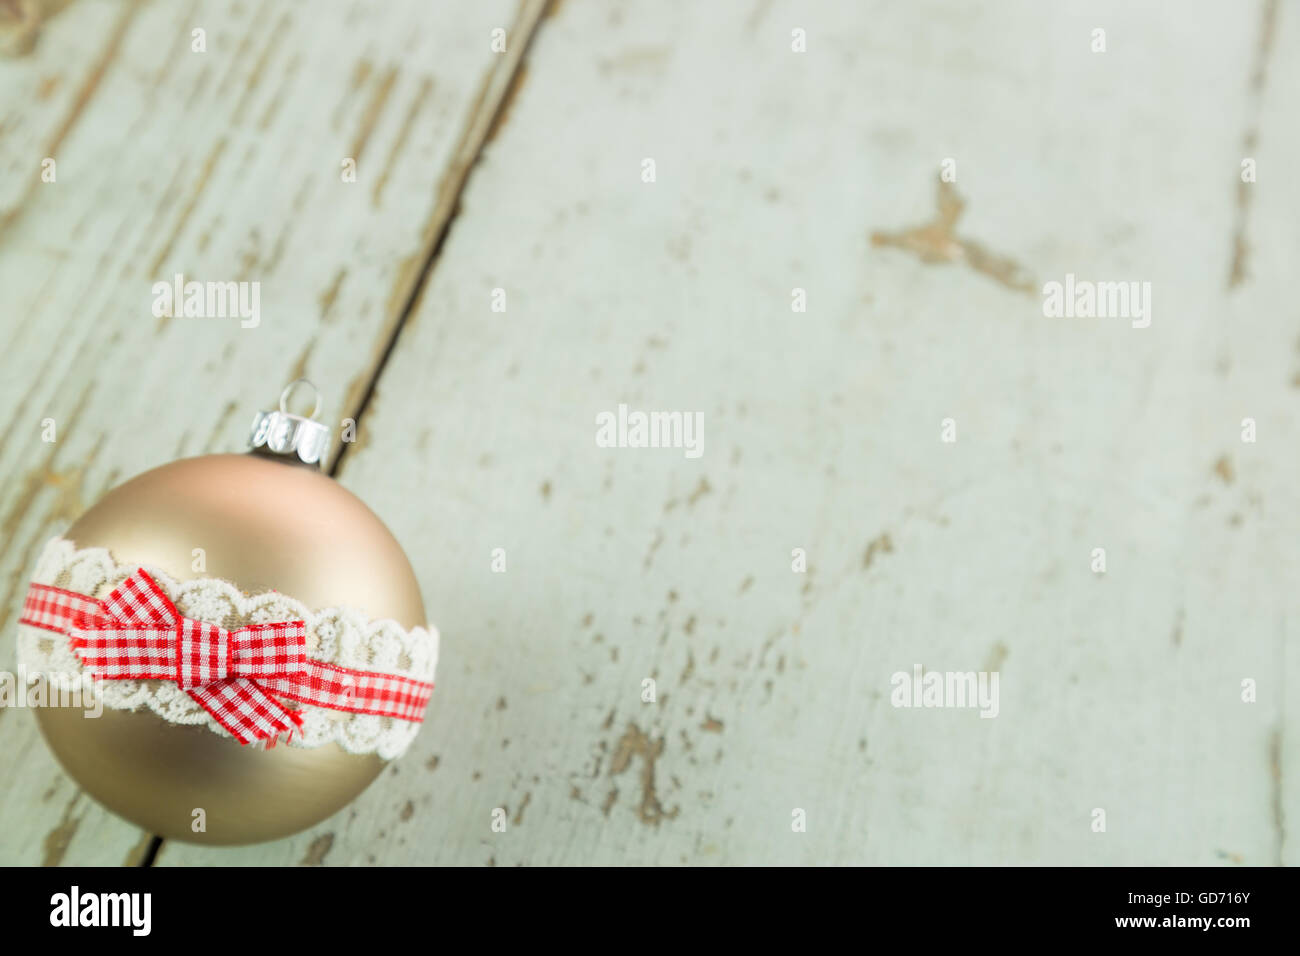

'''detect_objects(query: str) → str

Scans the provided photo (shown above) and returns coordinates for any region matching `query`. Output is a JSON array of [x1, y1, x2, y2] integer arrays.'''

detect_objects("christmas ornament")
[[16, 381, 438, 845]]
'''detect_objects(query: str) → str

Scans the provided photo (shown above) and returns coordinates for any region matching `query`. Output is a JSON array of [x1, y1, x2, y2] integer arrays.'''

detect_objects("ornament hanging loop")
[[250, 380, 332, 466], [279, 378, 322, 421]]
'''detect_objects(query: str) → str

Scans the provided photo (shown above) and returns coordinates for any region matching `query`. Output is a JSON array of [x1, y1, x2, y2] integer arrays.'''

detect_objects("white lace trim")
[[16, 537, 438, 759]]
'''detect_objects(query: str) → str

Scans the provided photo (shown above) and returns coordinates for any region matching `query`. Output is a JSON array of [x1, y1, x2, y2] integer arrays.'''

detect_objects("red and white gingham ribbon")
[[19, 571, 433, 745]]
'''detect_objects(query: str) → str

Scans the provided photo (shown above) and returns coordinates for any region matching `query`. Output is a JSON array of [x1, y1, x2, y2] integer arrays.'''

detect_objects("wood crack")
[[329, 0, 555, 478], [1226, 0, 1279, 289]]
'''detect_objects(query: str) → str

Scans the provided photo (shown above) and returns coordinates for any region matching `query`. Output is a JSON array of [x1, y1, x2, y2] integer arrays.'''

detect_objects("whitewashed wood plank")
[[0, 0, 524, 864], [165, 0, 1299, 866]]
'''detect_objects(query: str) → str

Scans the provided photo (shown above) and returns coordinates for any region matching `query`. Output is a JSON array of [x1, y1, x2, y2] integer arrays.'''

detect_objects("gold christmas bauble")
[[33, 449, 426, 845]]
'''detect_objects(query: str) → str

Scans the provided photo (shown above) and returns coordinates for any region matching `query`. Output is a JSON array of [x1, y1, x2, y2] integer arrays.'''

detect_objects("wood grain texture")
[[4, 0, 1295, 867], [158, 0, 1299, 865], [0, 0, 531, 864]]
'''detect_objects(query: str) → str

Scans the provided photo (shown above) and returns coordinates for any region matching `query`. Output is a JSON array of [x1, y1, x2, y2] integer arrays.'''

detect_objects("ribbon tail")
[[188, 678, 302, 746]]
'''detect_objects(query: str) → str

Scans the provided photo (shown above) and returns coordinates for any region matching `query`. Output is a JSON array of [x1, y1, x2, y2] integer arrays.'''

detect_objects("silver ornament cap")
[[249, 379, 331, 467]]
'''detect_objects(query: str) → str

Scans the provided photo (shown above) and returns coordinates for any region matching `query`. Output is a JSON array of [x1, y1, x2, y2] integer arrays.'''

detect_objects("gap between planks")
[[145, 0, 554, 867], [327, 0, 555, 480]]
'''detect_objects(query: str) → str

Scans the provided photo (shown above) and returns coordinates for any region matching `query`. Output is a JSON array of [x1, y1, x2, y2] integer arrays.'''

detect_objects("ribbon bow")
[[21, 570, 435, 745], [70, 569, 308, 744]]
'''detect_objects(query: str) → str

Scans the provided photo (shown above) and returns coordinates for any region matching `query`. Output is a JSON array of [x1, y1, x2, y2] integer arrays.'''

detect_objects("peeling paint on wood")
[[0, 0, 528, 866], [5, 0, 1297, 869]]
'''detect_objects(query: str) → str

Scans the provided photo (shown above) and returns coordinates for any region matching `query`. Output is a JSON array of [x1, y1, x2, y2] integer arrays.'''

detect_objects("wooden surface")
[[1, 0, 1296, 866]]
